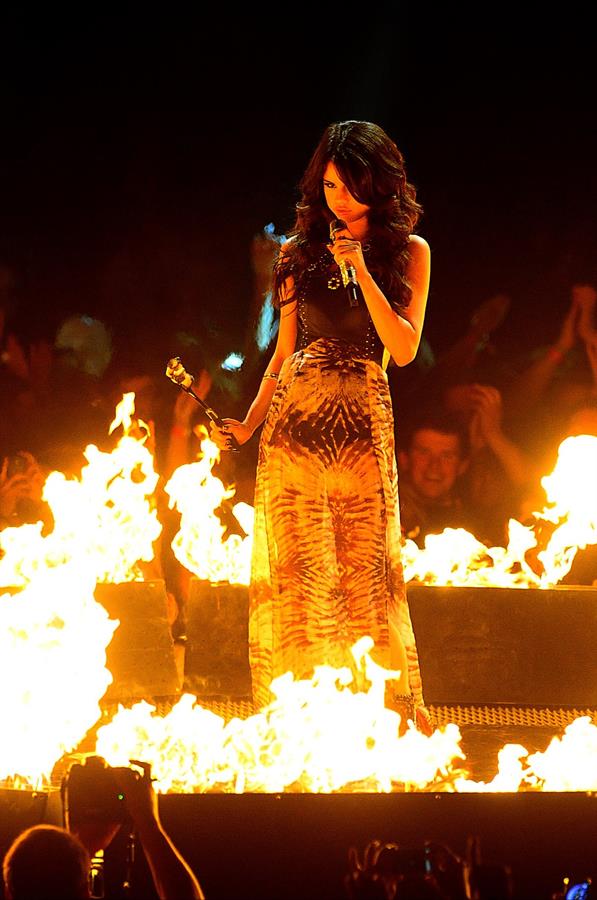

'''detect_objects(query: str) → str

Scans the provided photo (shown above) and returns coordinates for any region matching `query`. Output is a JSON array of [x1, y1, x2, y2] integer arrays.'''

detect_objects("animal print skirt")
[[248, 337, 424, 710]]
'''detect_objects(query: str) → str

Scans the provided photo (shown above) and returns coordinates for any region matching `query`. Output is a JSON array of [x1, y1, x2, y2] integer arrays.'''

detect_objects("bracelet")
[[392, 692, 415, 720], [546, 346, 565, 364], [262, 373, 279, 381]]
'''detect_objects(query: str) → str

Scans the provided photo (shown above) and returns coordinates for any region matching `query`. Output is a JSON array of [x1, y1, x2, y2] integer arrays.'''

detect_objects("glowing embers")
[[403, 435, 597, 588], [165, 430, 254, 585]]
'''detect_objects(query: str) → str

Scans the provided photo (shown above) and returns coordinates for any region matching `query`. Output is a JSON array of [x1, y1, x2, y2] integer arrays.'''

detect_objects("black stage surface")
[[1, 789, 596, 899]]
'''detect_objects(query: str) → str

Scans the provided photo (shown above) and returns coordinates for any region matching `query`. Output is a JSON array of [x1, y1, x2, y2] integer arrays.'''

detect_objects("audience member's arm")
[[468, 385, 531, 486], [114, 763, 204, 900], [585, 341, 597, 391], [164, 372, 212, 477], [504, 291, 580, 421], [576, 283, 597, 392], [429, 293, 511, 378], [0, 452, 45, 527]]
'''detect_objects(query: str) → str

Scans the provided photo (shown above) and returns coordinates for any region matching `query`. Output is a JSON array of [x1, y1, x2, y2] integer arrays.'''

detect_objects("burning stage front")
[[3, 580, 596, 899]]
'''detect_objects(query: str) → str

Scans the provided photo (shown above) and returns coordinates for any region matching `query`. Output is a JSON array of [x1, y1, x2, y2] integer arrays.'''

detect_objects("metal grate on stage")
[[430, 703, 597, 729]]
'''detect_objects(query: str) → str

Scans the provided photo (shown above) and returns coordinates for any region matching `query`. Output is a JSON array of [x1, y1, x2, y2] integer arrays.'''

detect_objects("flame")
[[0, 393, 162, 587], [0, 565, 117, 786], [165, 432, 254, 584], [537, 435, 597, 584], [95, 637, 465, 793], [2, 406, 596, 793], [0, 394, 161, 786], [93, 636, 597, 794], [455, 745, 536, 793], [525, 716, 597, 791], [402, 522, 540, 588], [404, 435, 597, 589], [455, 717, 597, 793]]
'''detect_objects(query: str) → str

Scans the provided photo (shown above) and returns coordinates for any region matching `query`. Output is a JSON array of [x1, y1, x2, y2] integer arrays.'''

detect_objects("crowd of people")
[[0, 260, 597, 545], [393, 283, 597, 564], [3, 263, 596, 586], [1, 243, 597, 643], [1, 798, 591, 899], [2, 758, 204, 900]]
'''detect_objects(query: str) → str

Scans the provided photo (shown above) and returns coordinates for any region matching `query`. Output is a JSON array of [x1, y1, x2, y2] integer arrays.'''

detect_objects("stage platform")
[[1, 788, 596, 899]]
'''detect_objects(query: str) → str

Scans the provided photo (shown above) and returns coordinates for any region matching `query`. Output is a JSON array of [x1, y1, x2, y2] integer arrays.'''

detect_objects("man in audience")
[[2, 825, 90, 900], [2, 760, 204, 900], [398, 413, 477, 546]]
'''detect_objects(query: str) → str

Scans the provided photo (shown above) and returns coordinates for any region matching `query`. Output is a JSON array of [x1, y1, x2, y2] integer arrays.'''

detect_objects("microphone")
[[329, 219, 359, 307]]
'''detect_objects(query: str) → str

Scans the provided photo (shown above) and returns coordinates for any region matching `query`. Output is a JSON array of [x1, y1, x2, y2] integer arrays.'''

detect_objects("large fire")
[[164, 430, 253, 585], [1, 402, 596, 792], [95, 637, 465, 794], [0, 393, 161, 588], [0, 394, 160, 786], [403, 435, 597, 588]]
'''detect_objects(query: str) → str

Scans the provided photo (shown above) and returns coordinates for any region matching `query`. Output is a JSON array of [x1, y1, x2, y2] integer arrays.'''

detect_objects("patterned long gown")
[[248, 253, 424, 710]]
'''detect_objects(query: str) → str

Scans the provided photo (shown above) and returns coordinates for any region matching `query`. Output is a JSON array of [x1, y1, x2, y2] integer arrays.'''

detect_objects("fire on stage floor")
[[1, 788, 596, 899], [2, 583, 596, 898], [176, 580, 597, 783]]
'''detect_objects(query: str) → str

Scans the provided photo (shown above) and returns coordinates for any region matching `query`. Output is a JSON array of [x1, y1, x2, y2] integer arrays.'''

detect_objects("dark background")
[[1, 12, 595, 380]]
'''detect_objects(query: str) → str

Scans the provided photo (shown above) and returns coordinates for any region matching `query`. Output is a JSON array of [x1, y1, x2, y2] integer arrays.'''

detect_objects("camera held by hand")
[[61, 756, 134, 827]]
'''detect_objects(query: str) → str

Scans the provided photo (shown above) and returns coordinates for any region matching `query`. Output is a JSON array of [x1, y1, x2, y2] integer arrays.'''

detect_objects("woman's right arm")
[[210, 282, 297, 449]]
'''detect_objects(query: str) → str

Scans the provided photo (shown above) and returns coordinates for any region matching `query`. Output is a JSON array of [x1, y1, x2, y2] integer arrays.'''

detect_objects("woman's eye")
[[323, 181, 335, 189]]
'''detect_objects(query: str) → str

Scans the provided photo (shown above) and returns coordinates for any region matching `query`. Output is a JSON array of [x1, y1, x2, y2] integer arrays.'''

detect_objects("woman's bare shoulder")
[[408, 233, 430, 255]]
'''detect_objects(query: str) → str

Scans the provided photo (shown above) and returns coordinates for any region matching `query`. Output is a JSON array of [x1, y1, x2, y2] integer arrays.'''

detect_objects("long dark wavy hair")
[[272, 120, 423, 310]]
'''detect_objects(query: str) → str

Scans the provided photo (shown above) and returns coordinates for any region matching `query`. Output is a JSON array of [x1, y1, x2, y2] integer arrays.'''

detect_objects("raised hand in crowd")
[[426, 292, 511, 382], [465, 384, 530, 487], [1, 331, 55, 390], [575, 282, 597, 346], [574, 283, 597, 387], [443, 382, 531, 545], [69, 760, 204, 900], [0, 451, 46, 528], [111, 761, 204, 900], [504, 283, 595, 426], [165, 390, 197, 476]]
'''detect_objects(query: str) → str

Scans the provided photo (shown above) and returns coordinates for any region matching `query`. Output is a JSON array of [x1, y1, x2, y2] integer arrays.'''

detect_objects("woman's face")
[[322, 161, 370, 228]]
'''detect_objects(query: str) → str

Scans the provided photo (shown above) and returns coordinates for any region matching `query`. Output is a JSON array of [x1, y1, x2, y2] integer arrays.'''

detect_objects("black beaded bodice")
[[295, 253, 385, 365]]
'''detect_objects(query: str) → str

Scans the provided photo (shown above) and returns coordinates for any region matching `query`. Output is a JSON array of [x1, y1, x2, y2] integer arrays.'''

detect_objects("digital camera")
[[61, 756, 131, 826]]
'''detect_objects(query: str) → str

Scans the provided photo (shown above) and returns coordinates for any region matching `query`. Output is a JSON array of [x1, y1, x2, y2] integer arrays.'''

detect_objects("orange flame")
[[95, 637, 464, 793], [2, 410, 596, 792], [0, 394, 161, 786], [0, 393, 161, 587], [404, 435, 597, 588], [0, 567, 117, 786], [165, 433, 253, 584], [455, 717, 597, 793]]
